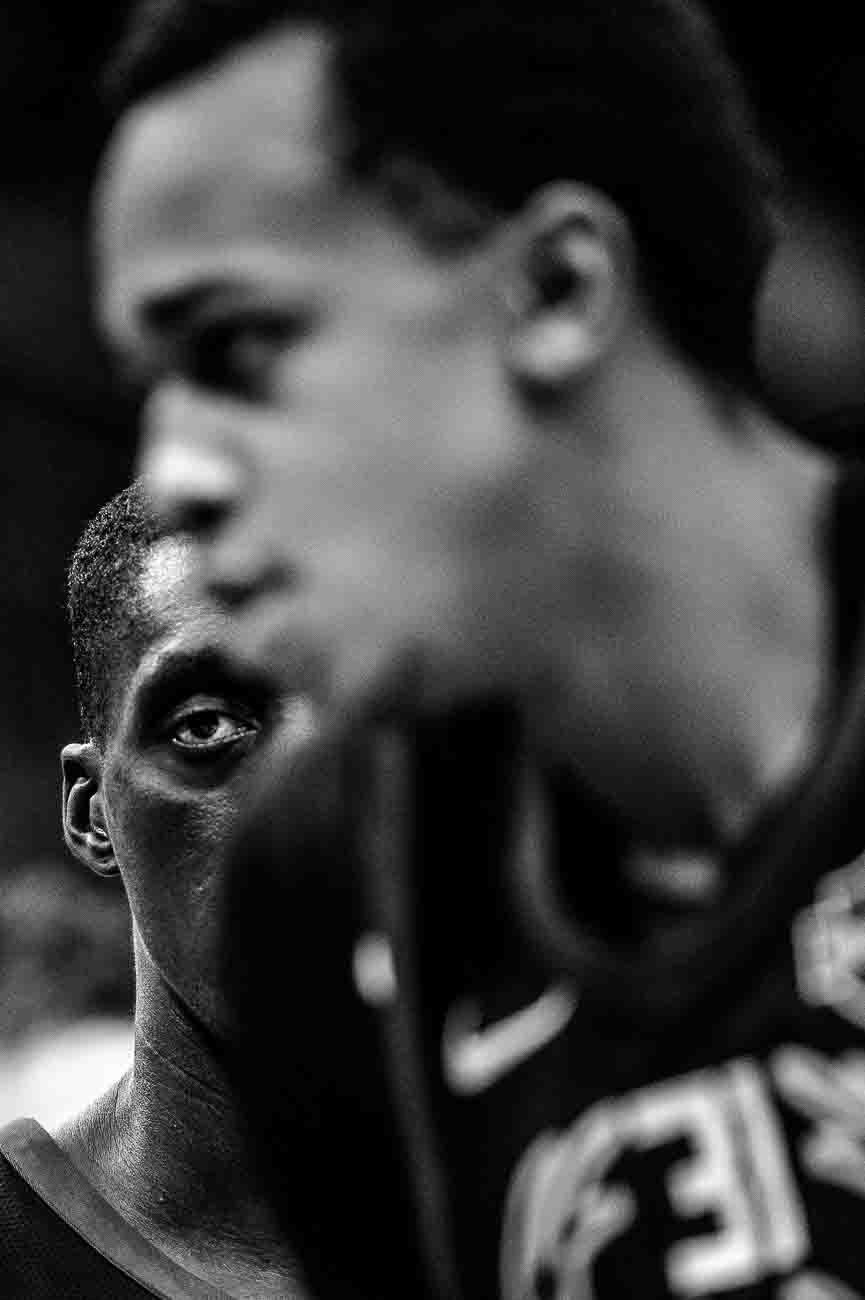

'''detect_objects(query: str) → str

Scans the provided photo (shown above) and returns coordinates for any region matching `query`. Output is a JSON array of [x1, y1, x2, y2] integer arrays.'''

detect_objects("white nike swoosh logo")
[[442, 983, 578, 1096]]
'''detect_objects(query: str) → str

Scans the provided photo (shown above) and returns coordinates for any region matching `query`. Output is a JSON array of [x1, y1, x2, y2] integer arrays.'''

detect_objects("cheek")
[[107, 771, 244, 984], [276, 330, 447, 451], [276, 286, 510, 458], [756, 236, 865, 421], [261, 326, 522, 549]]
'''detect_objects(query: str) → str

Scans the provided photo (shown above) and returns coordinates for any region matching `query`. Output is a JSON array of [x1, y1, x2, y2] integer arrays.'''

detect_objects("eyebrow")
[[140, 281, 238, 338], [112, 283, 221, 385], [132, 644, 274, 732], [122, 276, 311, 387], [116, 278, 242, 386]]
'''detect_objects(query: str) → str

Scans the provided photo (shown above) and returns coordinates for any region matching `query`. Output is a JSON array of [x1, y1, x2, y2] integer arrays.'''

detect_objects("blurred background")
[[1, 1, 137, 1124], [1, 0, 864, 1124]]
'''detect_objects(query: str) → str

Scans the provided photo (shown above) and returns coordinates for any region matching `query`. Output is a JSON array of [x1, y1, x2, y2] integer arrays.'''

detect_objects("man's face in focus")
[[98, 25, 549, 708], [63, 535, 318, 1036]]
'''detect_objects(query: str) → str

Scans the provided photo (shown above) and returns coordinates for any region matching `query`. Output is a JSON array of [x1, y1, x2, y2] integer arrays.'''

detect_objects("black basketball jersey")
[[0, 1119, 226, 1298], [219, 467, 865, 1299]]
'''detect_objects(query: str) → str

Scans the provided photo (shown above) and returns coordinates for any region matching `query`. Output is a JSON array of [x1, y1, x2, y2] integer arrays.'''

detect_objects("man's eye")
[[184, 312, 301, 400], [170, 708, 257, 753]]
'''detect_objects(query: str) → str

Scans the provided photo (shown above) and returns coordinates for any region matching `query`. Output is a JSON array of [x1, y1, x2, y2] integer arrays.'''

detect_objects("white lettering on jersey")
[[500, 1103, 635, 1300], [773, 1046, 865, 1199], [726, 1061, 809, 1271], [794, 856, 865, 1031], [631, 1063, 807, 1294], [779, 1271, 864, 1300], [503, 1059, 812, 1299], [632, 1072, 759, 1294]]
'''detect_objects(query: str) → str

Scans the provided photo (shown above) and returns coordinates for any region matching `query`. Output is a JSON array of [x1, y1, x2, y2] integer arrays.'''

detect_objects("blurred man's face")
[[756, 191, 865, 446], [98, 25, 554, 709], [88, 536, 317, 1033]]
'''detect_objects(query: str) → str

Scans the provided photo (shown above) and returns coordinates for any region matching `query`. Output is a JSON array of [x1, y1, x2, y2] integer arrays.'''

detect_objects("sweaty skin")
[[59, 537, 316, 1297]]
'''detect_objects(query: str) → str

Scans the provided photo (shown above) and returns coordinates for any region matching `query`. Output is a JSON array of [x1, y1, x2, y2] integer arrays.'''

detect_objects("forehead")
[[108, 536, 231, 712], [98, 25, 348, 337], [138, 535, 217, 632]]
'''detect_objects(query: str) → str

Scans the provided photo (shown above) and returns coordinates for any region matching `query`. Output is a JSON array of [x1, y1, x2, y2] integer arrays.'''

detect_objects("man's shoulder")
[[0, 1118, 216, 1299], [0, 1118, 149, 1297]]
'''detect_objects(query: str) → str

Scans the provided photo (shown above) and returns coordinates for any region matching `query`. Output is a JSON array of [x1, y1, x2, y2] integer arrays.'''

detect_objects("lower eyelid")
[[170, 714, 257, 745]]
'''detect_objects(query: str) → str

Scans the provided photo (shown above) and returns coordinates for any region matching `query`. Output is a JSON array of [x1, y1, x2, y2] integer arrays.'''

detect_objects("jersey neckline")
[[0, 1117, 229, 1299]]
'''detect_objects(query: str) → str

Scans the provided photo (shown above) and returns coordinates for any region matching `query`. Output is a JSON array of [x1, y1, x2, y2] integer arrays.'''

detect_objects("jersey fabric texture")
[[219, 468, 865, 1300], [0, 1119, 226, 1298]]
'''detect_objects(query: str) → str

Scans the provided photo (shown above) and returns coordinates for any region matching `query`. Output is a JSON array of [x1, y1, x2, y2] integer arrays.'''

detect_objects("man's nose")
[[138, 383, 245, 539]]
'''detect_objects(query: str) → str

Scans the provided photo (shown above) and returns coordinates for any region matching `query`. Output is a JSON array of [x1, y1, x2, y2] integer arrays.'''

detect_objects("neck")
[[533, 342, 839, 849], [55, 945, 302, 1298]]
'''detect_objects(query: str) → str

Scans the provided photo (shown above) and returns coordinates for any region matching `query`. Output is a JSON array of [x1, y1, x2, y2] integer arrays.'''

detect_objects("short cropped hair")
[[68, 482, 164, 745], [108, 0, 773, 392]]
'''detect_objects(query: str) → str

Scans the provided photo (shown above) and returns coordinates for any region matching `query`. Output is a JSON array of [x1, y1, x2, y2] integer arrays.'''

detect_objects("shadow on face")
[[62, 534, 320, 1035], [756, 190, 865, 449]]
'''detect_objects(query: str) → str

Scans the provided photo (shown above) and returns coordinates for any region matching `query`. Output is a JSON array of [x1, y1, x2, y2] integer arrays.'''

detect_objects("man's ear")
[[500, 182, 635, 398], [61, 742, 119, 877]]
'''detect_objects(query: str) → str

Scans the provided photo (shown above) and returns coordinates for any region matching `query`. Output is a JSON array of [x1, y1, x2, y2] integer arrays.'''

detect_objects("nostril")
[[173, 495, 232, 542]]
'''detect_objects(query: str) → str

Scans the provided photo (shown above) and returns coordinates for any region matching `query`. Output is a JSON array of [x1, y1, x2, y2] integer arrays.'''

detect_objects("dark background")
[[1, 3, 137, 876]]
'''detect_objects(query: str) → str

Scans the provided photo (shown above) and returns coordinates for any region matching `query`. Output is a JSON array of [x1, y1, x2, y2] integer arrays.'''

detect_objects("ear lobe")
[[502, 183, 634, 398], [61, 742, 119, 878]]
